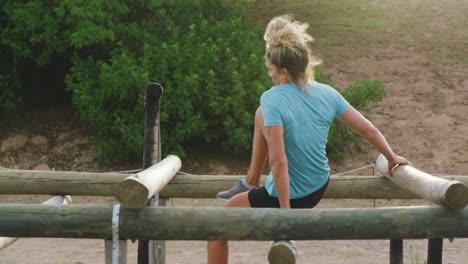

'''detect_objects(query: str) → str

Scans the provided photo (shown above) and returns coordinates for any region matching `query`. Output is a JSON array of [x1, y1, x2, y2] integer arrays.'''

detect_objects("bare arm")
[[264, 126, 290, 208], [339, 105, 411, 175]]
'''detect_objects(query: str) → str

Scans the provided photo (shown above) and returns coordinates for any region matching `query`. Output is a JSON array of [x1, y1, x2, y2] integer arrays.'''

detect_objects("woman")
[[209, 15, 411, 263]]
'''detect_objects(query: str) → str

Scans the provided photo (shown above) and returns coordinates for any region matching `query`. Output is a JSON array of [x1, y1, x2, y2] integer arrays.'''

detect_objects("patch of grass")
[[246, 0, 468, 64], [246, 0, 399, 45]]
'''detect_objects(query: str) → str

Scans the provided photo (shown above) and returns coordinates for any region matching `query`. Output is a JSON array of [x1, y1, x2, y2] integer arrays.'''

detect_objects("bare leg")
[[208, 192, 251, 264], [208, 108, 268, 263], [244, 107, 269, 186], [207, 240, 228, 264]]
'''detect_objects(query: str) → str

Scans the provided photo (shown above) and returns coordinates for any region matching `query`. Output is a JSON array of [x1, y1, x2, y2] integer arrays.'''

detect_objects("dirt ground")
[[1, 0, 467, 263]]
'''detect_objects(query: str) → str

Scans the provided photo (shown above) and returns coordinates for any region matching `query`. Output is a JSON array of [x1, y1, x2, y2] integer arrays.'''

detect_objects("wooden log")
[[0, 170, 467, 200], [268, 240, 297, 264], [0, 169, 127, 196], [0, 195, 71, 251], [0, 170, 465, 200], [163, 174, 468, 200], [0, 205, 467, 240], [116, 155, 181, 209], [375, 155, 468, 209]]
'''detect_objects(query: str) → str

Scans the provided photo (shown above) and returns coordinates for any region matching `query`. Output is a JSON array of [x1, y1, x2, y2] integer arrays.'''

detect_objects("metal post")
[[389, 240, 403, 264], [149, 195, 166, 264], [105, 240, 127, 264], [138, 83, 164, 264], [105, 204, 126, 264], [427, 239, 443, 264]]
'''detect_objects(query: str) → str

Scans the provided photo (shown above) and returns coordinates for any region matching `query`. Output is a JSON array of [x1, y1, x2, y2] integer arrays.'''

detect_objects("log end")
[[117, 179, 150, 209], [445, 182, 468, 209], [145, 83, 163, 98]]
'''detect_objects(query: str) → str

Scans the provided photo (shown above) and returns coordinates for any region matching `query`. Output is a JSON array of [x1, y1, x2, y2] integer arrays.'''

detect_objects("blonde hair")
[[264, 15, 321, 93]]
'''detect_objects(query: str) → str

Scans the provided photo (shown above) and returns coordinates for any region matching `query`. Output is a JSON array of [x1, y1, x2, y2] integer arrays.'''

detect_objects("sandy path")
[[2, 238, 468, 264]]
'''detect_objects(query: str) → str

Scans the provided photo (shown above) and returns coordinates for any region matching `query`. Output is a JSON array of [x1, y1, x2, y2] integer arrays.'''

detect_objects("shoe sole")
[[216, 196, 229, 202], [268, 240, 297, 264]]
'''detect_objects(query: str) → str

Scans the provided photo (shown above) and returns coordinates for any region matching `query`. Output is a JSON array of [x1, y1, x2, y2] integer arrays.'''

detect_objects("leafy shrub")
[[0, 0, 386, 163], [0, 0, 69, 112], [0, 47, 21, 112], [65, 0, 270, 162], [0, 3, 21, 112]]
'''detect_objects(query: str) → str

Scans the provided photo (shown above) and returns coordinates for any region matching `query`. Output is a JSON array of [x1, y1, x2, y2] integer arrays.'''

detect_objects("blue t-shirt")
[[260, 82, 349, 199]]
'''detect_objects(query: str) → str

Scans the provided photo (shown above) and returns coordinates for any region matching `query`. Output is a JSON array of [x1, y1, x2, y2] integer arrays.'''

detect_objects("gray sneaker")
[[216, 178, 255, 201], [268, 240, 297, 264]]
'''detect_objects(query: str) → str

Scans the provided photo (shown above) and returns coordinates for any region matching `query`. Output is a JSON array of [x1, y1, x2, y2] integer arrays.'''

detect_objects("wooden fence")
[[1, 83, 467, 264]]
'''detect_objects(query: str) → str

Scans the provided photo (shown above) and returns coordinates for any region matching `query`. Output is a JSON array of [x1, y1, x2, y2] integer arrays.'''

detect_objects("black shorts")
[[248, 179, 329, 209]]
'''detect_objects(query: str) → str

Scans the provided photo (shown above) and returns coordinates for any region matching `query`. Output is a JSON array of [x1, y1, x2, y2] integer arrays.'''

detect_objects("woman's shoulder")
[[310, 81, 334, 91], [261, 84, 294, 104], [310, 81, 342, 97], [261, 87, 279, 102], [262, 84, 292, 95]]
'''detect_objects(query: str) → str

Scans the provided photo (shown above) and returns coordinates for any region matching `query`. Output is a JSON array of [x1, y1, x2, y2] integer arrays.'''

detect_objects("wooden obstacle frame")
[[1, 165, 467, 264], [1, 83, 468, 264]]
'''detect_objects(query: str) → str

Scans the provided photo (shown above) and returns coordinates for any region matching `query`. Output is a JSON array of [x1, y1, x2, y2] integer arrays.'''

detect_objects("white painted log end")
[[42, 195, 72, 206], [375, 154, 468, 209], [64, 195, 72, 205], [117, 155, 181, 209], [116, 178, 150, 209], [0, 237, 18, 251]]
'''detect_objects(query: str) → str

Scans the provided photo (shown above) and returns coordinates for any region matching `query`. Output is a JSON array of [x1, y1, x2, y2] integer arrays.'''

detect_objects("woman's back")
[[261, 82, 348, 198]]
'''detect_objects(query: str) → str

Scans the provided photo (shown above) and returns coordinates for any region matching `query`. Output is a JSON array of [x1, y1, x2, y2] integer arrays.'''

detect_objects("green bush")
[[0, 0, 386, 163], [0, 48, 21, 112], [0, 0, 68, 112], [65, 0, 270, 162], [0, 3, 21, 112]]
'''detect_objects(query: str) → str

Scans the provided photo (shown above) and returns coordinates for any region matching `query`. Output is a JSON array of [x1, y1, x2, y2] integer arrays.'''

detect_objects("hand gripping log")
[[375, 154, 468, 209]]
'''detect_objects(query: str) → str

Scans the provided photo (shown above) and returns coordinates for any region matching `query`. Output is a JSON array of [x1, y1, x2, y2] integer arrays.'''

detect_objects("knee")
[[224, 192, 251, 208], [208, 240, 227, 248]]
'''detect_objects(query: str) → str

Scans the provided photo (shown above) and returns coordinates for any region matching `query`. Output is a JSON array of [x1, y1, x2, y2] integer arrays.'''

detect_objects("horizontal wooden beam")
[[0, 205, 467, 240], [164, 174, 468, 200], [0, 169, 125, 196], [0, 195, 71, 251], [376, 155, 468, 209], [0, 169, 467, 199]]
